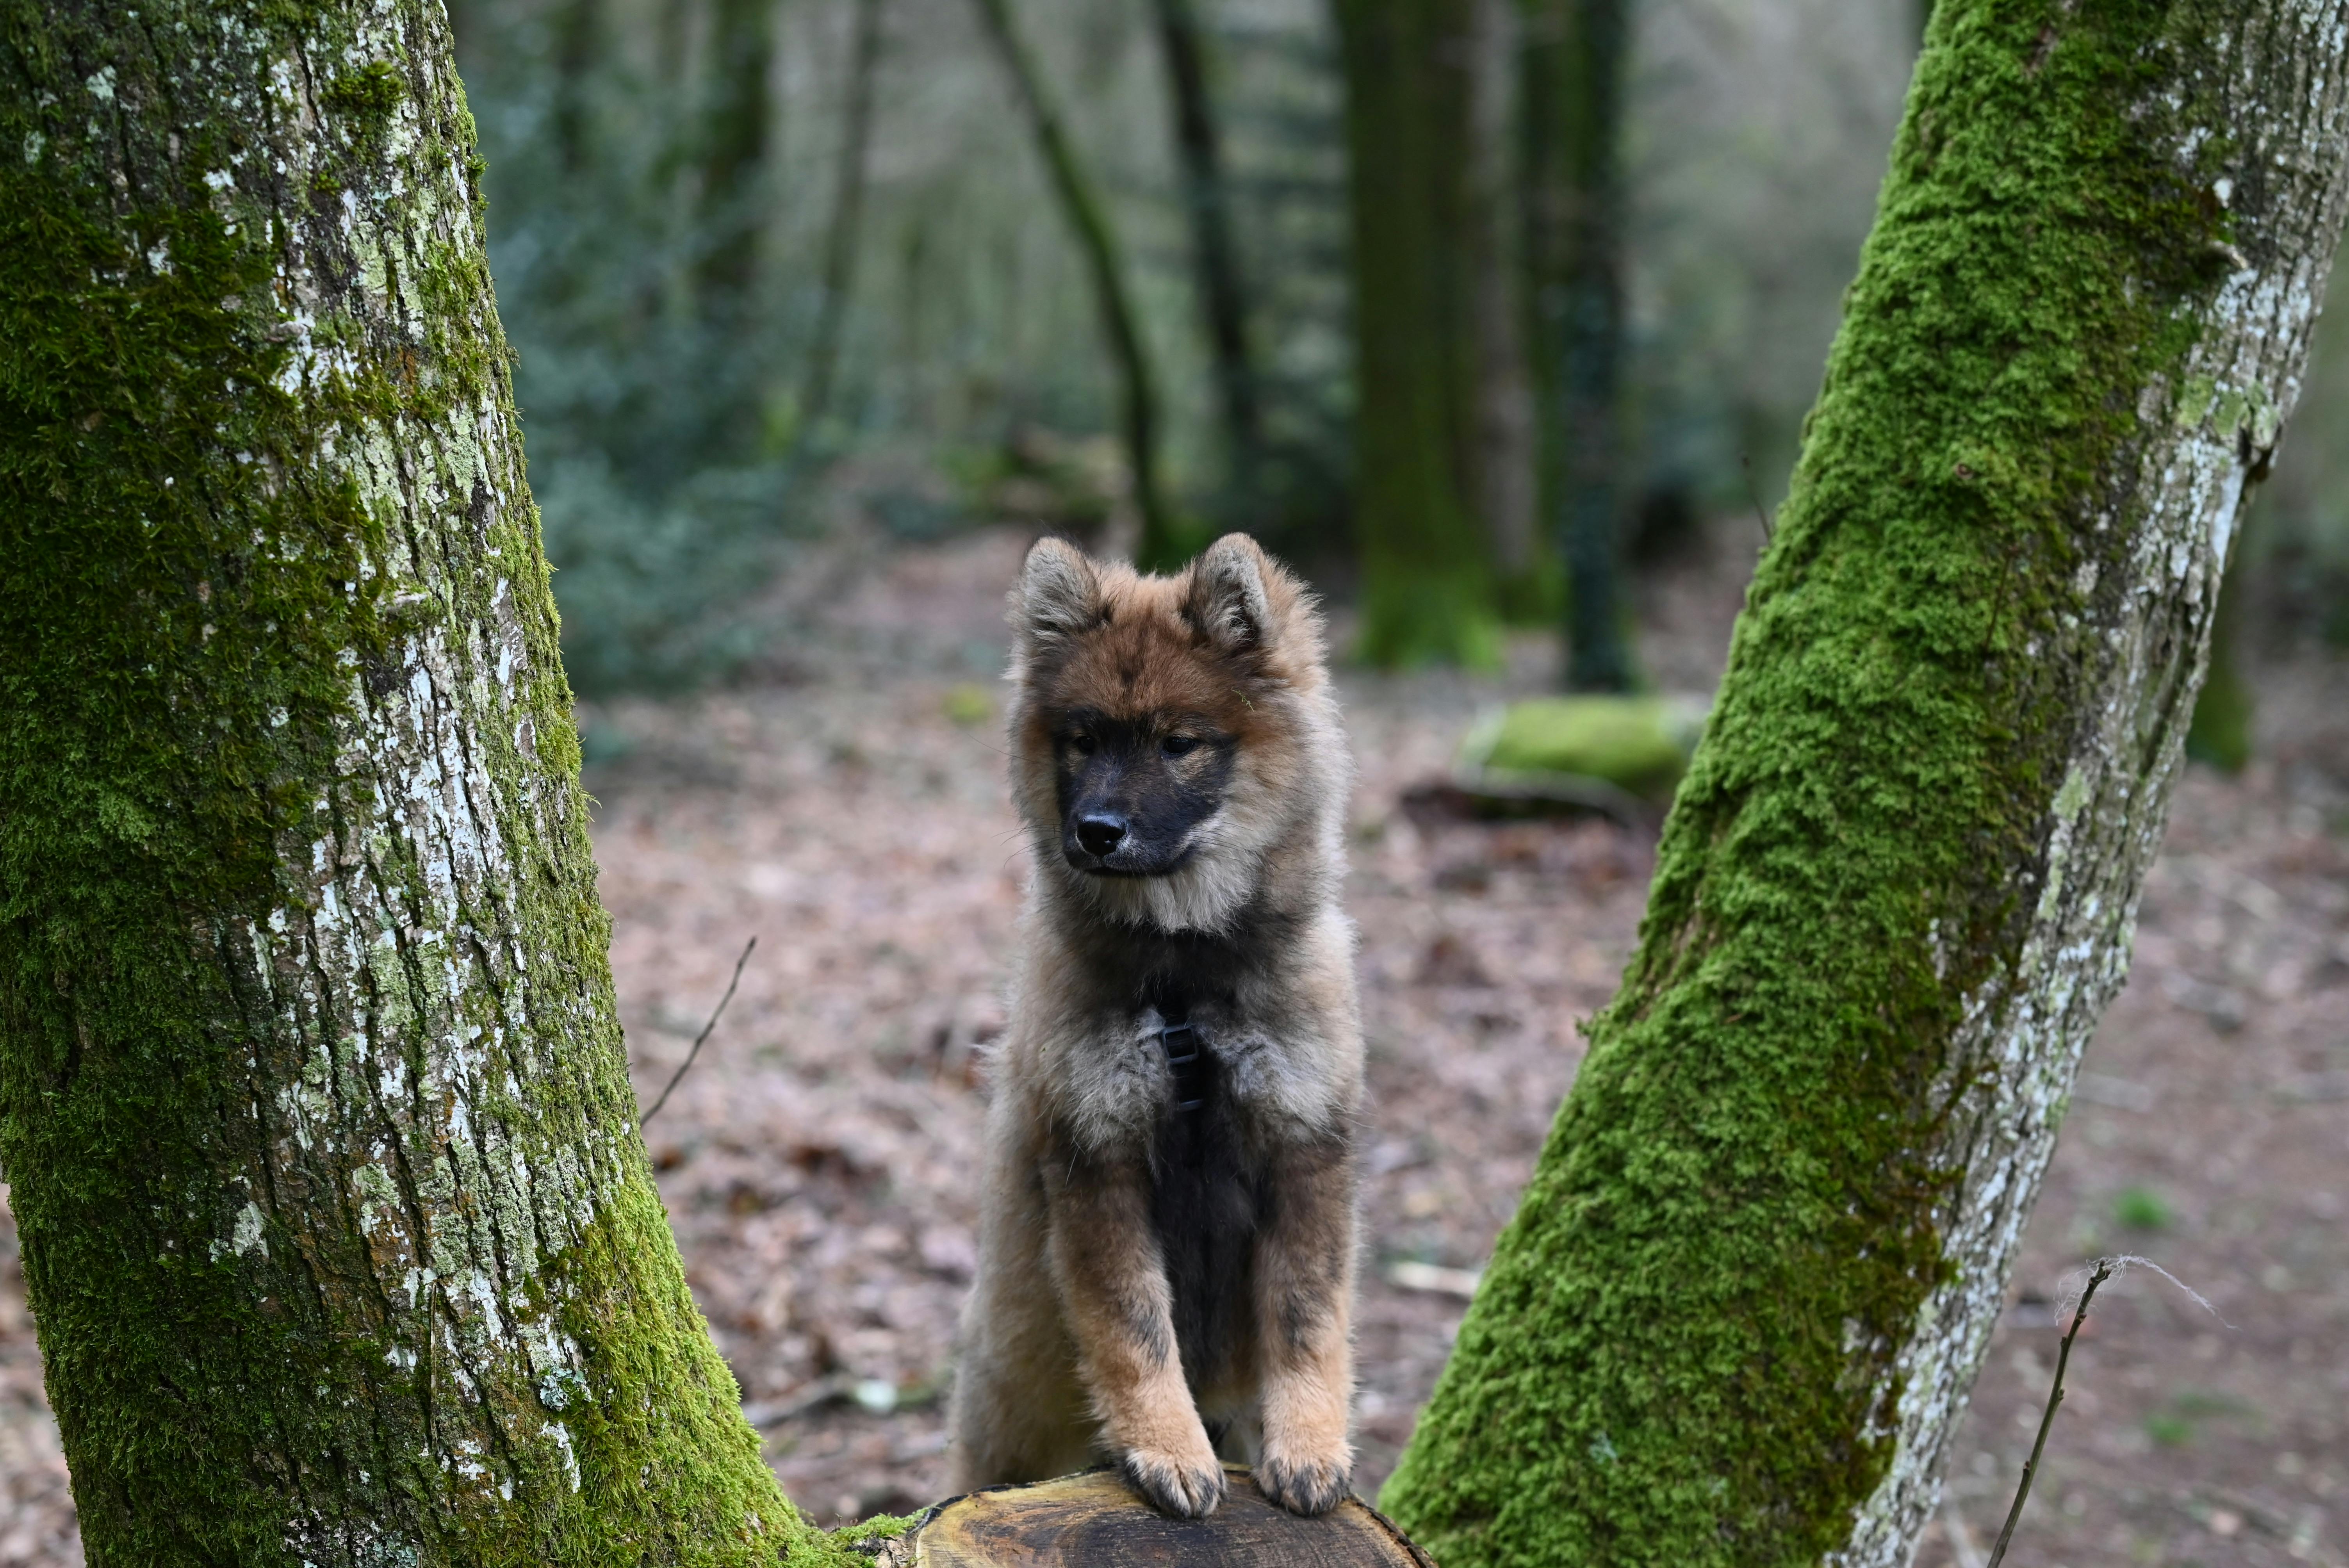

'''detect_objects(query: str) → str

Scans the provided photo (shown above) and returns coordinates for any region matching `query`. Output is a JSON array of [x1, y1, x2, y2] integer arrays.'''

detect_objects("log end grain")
[[864, 1466, 1436, 1567]]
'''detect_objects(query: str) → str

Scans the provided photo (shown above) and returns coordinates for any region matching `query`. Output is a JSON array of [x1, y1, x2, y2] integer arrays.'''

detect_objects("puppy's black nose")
[[1076, 814, 1128, 857]]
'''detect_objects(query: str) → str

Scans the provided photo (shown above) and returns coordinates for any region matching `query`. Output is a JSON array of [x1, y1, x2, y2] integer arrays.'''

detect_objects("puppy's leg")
[[951, 1140, 1093, 1492], [1251, 1133, 1357, 1517], [1044, 1147, 1225, 1519]]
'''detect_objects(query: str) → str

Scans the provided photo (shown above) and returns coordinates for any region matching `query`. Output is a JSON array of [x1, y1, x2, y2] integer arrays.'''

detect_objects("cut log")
[[866, 1468, 1434, 1567]]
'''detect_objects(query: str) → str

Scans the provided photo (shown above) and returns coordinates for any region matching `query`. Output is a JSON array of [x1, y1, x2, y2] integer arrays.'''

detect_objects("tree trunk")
[[553, 0, 606, 175], [1149, 0, 1267, 504], [797, 0, 888, 442], [1335, 0, 1503, 667], [1519, 0, 1631, 690], [0, 3, 838, 1563], [697, 0, 777, 309], [973, 0, 1183, 567], [1382, 0, 2349, 1563], [1467, 0, 1543, 606]]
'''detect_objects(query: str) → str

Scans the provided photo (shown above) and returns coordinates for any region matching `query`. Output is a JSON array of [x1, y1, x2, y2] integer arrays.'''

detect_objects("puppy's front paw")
[[1121, 1443, 1227, 1519], [1257, 1448, 1353, 1517]]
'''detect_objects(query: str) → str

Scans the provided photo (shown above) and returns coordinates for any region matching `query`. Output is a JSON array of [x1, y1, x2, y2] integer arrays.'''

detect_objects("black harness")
[[1155, 1008, 1207, 1114]]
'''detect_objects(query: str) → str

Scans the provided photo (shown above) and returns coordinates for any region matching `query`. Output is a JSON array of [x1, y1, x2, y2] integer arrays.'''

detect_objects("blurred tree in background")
[[973, 0, 1182, 564], [1522, 0, 1631, 689], [2261, 261, 2349, 645], [1335, 0, 1504, 668], [453, 0, 2349, 687], [796, 0, 886, 440], [1150, 0, 1265, 529]]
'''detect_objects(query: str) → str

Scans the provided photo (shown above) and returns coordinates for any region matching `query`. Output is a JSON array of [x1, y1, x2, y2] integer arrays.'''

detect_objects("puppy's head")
[[1007, 533, 1336, 932]]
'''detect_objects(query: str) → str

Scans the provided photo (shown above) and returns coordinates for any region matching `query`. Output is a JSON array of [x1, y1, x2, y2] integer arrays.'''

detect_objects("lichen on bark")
[[0, 2, 846, 1562], [1379, 0, 2349, 1564]]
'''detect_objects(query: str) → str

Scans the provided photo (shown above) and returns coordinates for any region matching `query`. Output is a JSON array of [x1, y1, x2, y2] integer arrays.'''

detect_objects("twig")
[[1739, 452, 1775, 545], [2068, 1253, 2230, 1329], [1985, 1257, 2113, 1568], [640, 936, 757, 1127], [741, 1374, 852, 1429]]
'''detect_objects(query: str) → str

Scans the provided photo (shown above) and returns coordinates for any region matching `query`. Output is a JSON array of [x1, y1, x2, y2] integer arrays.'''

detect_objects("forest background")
[[2, 0, 2347, 1562], [439, 0, 2349, 693]]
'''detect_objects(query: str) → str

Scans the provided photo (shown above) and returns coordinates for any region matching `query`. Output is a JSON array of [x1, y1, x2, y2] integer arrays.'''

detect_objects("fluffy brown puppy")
[[947, 534, 1362, 1520]]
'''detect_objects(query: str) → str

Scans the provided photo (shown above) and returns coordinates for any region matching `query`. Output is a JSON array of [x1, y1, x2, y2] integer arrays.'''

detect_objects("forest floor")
[[2, 524, 2345, 1568]]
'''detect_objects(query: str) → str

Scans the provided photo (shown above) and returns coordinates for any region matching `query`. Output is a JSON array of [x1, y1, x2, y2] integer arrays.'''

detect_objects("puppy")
[[947, 533, 1362, 1519]]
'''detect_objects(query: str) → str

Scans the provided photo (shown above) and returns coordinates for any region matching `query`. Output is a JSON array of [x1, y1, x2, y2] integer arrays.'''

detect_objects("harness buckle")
[[1158, 1021, 1204, 1112]]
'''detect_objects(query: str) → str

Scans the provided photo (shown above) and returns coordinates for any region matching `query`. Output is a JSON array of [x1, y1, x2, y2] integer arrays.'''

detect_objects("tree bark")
[[1519, 0, 1631, 690], [1381, 0, 2349, 1563], [0, 3, 838, 1562], [973, 0, 1183, 567], [1149, 0, 1267, 504], [797, 0, 888, 442], [1335, 0, 1504, 667]]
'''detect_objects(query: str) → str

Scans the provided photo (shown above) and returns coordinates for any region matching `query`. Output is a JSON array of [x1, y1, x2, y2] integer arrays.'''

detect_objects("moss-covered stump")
[[868, 1469, 1433, 1568], [0, 2, 841, 1563], [1456, 696, 1705, 816], [1379, 1, 2349, 1566]]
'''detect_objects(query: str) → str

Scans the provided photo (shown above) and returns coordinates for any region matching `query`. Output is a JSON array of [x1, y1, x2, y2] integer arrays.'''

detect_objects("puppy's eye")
[[1159, 734, 1199, 758], [1070, 733, 1096, 757]]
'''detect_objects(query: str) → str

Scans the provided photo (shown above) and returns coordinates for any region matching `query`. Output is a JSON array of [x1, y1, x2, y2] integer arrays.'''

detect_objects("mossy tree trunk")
[[974, 0, 1183, 566], [0, 3, 843, 1563], [1383, 0, 2349, 1563], [1336, 0, 1504, 667], [1520, 0, 1631, 690]]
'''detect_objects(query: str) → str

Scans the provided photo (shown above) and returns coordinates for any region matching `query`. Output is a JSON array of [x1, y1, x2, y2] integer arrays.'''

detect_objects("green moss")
[[1466, 696, 1702, 804], [1378, 0, 2244, 1562], [831, 1513, 920, 1547], [0, 3, 853, 1562], [325, 60, 406, 121]]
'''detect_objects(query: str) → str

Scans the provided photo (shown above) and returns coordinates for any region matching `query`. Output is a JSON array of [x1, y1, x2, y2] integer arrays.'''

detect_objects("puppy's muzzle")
[[1075, 813, 1127, 857]]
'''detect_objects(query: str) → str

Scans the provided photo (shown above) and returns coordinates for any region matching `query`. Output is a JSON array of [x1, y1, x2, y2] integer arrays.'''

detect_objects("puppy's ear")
[[1012, 536, 1101, 648], [1184, 534, 1274, 655]]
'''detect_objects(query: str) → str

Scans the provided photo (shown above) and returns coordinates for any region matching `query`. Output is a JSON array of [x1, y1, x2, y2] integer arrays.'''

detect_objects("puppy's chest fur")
[[1142, 1045, 1265, 1392], [1032, 926, 1337, 1386], [1038, 917, 1347, 1153]]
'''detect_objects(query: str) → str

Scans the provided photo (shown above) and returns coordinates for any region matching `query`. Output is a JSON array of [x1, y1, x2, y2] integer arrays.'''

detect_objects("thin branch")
[[1985, 1256, 2112, 1568], [2073, 1253, 2230, 1328], [640, 935, 757, 1127]]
